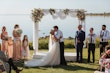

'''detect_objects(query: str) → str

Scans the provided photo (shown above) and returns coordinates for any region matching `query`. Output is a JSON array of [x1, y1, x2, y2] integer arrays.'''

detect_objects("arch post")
[[33, 22, 39, 55]]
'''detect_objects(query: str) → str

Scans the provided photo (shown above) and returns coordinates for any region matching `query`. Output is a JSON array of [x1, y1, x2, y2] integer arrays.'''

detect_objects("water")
[[0, 14, 110, 41]]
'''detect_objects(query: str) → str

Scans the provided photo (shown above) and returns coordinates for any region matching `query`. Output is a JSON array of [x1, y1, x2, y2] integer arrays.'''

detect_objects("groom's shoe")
[[60, 64, 67, 66], [79, 61, 82, 63], [76, 61, 78, 62], [76, 60, 79, 63], [60, 63, 67, 66]]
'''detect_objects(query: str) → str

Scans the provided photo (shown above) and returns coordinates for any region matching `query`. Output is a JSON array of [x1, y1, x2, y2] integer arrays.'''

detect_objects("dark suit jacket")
[[75, 30, 85, 45]]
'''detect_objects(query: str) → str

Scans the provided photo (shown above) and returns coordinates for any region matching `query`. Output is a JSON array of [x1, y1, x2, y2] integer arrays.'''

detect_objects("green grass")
[[11, 48, 100, 73]]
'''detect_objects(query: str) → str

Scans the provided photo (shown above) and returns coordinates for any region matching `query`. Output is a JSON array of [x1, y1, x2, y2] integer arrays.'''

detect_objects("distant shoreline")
[[0, 12, 110, 16], [86, 12, 110, 16]]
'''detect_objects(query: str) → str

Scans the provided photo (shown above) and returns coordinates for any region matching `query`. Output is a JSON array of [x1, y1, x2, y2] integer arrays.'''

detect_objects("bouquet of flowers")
[[2, 35, 8, 41], [1, 33, 8, 40], [4, 36, 8, 40], [16, 28, 23, 35]]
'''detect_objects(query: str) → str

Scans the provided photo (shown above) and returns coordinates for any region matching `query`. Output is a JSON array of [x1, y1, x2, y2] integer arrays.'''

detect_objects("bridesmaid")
[[1, 26, 8, 55], [13, 24, 22, 60], [7, 37, 13, 58], [22, 35, 30, 60]]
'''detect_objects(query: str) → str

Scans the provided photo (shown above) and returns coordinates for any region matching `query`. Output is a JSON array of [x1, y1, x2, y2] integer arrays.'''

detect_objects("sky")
[[0, 0, 110, 14]]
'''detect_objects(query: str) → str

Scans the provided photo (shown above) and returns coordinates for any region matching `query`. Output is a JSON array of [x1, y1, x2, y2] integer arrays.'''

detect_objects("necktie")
[[102, 32, 104, 36], [102, 32, 104, 41], [91, 34, 92, 43], [77, 31, 79, 36]]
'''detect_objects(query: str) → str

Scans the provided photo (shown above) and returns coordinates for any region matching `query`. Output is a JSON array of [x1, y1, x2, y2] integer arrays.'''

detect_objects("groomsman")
[[75, 25, 85, 63], [99, 25, 109, 57], [53, 26, 67, 65], [87, 28, 96, 63]]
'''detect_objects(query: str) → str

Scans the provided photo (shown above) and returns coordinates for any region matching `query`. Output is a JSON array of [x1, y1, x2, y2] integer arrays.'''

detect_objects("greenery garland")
[[31, 8, 85, 22], [49, 8, 55, 15], [63, 9, 69, 15]]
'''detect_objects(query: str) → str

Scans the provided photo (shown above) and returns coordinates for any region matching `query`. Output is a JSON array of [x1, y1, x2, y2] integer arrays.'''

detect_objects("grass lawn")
[[12, 48, 100, 73]]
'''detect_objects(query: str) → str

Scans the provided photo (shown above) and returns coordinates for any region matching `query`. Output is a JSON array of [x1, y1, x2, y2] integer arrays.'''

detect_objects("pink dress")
[[13, 29, 22, 60], [1, 32, 8, 55], [7, 41, 13, 58], [22, 41, 30, 59], [13, 37, 22, 60]]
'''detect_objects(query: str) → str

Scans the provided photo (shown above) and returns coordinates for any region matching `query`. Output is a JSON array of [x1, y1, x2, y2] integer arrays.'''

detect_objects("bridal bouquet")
[[3, 36, 8, 41], [16, 28, 23, 35], [100, 59, 110, 69]]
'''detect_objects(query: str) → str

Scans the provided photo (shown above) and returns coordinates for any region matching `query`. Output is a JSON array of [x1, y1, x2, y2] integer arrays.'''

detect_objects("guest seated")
[[0, 51, 23, 73], [94, 45, 110, 73], [0, 69, 2, 73], [0, 60, 5, 73]]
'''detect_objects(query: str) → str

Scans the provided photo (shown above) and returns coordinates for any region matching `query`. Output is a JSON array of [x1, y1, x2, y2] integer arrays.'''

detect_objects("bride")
[[25, 30, 60, 67]]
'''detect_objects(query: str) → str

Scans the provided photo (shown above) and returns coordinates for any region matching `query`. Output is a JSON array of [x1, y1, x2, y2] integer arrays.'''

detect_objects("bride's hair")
[[50, 30, 54, 35]]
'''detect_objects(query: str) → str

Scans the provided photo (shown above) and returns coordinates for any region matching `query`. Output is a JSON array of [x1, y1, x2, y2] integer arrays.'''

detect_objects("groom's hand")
[[77, 38, 81, 43], [60, 36, 62, 39]]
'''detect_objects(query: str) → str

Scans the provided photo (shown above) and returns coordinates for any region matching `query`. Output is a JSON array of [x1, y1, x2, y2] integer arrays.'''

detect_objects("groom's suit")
[[75, 30, 85, 63], [55, 30, 67, 65]]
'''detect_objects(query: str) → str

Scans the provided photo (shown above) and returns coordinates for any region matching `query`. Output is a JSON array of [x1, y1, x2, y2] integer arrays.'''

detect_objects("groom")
[[53, 26, 67, 66]]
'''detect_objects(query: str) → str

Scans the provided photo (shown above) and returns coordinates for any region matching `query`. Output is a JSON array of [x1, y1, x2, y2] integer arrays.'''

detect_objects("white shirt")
[[100, 30, 110, 42], [55, 30, 64, 42], [87, 33, 97, 43]]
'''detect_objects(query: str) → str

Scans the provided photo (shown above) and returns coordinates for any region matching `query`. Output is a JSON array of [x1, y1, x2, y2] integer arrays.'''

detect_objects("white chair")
[[0, 60, 10, 73]]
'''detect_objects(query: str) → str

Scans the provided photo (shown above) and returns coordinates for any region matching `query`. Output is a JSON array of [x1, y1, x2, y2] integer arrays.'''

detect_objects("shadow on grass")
[[82, 58, 99, 65], [24, 64, 96, 72], [16, 58, 98, 72], [55, 64, 96, 71]]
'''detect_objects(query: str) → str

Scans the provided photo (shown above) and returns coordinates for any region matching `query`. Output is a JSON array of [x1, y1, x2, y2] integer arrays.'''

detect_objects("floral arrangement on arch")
[[31, 8, 86, 22], [31, 8, 44, 23], [77, 10, 85, 21], [63, 9, 69, 15], [49, 8, 55, 15]]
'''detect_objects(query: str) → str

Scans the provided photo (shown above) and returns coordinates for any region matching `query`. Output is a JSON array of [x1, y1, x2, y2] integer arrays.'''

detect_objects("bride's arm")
[[52, 35, 59, 42]]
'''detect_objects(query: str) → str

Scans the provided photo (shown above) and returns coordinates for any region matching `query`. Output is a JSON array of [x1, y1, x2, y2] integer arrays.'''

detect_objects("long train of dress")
[[25, 35, 60, 67]]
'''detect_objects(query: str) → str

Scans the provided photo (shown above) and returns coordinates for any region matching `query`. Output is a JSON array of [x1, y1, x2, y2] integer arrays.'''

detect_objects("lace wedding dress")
[[25, 35, 60, 67]]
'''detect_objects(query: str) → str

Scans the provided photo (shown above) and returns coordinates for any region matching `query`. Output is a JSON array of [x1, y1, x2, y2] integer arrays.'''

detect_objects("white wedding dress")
[[25, 35, 60, 67]]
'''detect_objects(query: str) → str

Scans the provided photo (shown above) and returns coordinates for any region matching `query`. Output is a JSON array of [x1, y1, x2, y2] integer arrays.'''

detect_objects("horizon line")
[[0, 12, 110, 15]]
